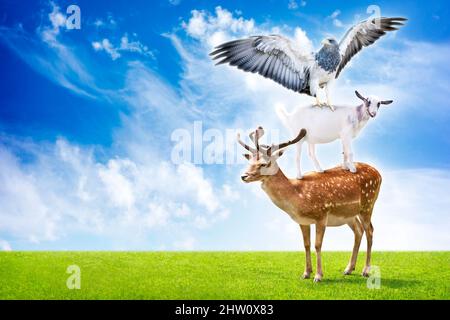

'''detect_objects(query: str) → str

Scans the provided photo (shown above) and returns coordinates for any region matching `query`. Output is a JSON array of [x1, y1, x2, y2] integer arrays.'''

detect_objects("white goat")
[[276, 90, 393, 178]]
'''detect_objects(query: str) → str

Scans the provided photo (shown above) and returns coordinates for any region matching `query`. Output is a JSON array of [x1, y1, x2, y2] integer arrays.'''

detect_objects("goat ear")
[[355, 90, 365, 101], [243, 153, 252, 160], [380, 100, 393, 105]]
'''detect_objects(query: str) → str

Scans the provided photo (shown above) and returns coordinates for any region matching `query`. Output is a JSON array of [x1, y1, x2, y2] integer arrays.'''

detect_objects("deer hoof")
[[362, 266, 371, 277], [343, 267, 354, 275], [313, 274, 322, 282], [301, 272, 311, 279]]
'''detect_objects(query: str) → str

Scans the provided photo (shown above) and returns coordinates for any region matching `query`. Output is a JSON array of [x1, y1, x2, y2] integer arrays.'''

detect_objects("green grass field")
[[0, 252, 448, 300]]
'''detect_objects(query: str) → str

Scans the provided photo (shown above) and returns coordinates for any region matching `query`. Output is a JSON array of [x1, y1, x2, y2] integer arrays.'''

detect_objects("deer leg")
[[308, 143, 323, 173], [299, 225, 313, 279], [314, 219, 326, 282], [296, 142, 303, 179], [344, 217, 363, 275], [360, 215, 374, 277]]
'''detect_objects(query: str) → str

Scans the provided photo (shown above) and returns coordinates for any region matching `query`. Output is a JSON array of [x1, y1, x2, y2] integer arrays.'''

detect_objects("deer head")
[[238, 126, 307, 182], [355, 90, 393, 118]]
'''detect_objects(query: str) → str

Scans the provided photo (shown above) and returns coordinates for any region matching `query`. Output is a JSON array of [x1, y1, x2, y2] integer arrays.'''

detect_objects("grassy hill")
[[0, 251, 448, 299]]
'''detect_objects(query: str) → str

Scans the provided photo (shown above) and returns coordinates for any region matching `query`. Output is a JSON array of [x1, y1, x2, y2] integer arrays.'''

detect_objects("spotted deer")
[[238, 127, 382, 282]]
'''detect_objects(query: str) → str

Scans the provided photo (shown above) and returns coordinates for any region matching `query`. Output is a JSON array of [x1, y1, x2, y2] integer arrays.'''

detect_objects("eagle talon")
[[326, 104, 335, 111]]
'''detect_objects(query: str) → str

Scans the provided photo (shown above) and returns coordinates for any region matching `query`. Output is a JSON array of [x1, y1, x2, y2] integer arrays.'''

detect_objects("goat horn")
[[355, 90, 366, 101]]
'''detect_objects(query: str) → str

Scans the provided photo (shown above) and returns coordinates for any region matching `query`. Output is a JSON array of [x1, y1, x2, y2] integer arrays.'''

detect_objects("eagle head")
[[321, 37, 338, 46]]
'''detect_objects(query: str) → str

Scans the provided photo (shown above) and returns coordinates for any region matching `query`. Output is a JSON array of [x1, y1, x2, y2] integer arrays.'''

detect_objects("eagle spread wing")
[[210, 35, 315, 94], [336, 17, 407, 78]]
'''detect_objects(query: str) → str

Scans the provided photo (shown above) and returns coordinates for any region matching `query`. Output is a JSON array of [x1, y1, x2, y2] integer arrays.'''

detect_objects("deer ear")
[[272, 149, 285, 159], [243, 153, 252, 160], [380, 100, 393, 105]]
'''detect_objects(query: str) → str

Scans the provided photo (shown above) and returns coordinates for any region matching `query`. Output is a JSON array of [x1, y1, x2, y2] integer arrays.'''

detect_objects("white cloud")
[[0, 136, 230, 246], [0, 240, 12, 251], [182, 6, 256, 46], [333, 19, 344, 28], [329, 9, 344, 28], [0, 4, 105, 99], [92, 34, 154, 60], [174, 236, 196, 250], [98, 159, 137, 208], [169, 0, 181, 6], [288, 0, 306, 10], [40, 2, 66, 44], [92, 38, 121, 60], [288, 0, 298, 10], [294, 27, 314, 53]]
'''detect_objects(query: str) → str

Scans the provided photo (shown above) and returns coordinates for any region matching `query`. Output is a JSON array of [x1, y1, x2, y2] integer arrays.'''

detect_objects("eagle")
[[210, 17, 407, 109]]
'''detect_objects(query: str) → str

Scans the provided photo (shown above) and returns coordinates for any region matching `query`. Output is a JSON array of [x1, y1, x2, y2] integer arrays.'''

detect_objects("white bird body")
[[309, 62, 336, 98]]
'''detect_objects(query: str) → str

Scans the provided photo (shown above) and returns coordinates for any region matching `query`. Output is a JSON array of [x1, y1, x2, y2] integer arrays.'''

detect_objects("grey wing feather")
[[210, 35, 314, 94], [336, 17, 407, 78]]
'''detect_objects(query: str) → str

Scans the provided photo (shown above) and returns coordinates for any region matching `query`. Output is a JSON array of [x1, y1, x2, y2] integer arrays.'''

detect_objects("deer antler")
[[252, 127, 264, 159], [249, 127, 264, 148], [265, 128, 307, 156], [238, 127, 307, 157], [238, 127, 265, 155], [237, 133, 257, 153]]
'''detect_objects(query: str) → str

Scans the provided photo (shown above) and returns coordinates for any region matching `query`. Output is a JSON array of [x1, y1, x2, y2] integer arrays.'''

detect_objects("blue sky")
[[0, 0, 449, 251]]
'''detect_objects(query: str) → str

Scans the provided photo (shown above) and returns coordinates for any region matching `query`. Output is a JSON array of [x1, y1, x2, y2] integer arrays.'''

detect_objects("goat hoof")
[[296, 175, 303, 180]]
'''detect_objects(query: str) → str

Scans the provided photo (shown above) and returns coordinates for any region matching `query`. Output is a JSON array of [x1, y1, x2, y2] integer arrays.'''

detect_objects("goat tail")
[[275, 104, 291, 128]]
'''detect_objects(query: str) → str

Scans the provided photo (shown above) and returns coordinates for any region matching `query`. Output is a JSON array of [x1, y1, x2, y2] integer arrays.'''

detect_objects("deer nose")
[[241, 174, 248, 181]]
